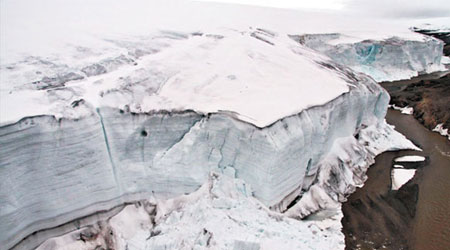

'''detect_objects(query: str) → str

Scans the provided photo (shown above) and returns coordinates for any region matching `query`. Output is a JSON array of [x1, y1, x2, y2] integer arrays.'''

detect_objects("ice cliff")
[[289, 33, 444, 82], [0, 0, 443, 249], [0, 60, 419, 250]]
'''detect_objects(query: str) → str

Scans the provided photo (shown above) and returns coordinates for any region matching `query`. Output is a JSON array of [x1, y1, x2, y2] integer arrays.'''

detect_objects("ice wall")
[[290, 34, 444, 81], [1, 66, 388, 250]]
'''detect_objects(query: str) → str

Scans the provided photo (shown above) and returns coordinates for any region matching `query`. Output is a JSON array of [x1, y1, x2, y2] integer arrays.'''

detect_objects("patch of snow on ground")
[[391, 169, 416, 191], [393, 164, 404, 169], [394, 155, 426, 162], [389, 104, 414, 115], [433, 123, 450, 140]]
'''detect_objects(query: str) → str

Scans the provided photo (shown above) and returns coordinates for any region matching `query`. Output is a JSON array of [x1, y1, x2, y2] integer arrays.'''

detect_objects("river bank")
[[380, 71, 450, 135], [343, 59, 450, 249], [342, 88, 450, 250]]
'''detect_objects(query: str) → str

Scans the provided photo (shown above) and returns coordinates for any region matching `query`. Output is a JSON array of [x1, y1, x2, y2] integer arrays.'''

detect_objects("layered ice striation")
[[290, 33, 445, 82]]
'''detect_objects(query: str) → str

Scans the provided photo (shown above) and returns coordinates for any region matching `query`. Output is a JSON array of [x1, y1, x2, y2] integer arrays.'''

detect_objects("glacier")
[[0, 64, 419, 250], [0, 0, 445, 250], [289, 33, 445, 82]]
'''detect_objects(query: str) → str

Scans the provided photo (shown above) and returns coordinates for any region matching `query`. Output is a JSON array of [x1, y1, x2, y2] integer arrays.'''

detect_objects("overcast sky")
[[197, 0, 450, 18]]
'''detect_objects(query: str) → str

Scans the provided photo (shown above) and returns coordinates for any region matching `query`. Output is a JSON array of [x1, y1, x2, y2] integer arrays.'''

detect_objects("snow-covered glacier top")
[[0, 0, 444, 127], [411, 18, 450, 33], [0, 27, 350, 127]]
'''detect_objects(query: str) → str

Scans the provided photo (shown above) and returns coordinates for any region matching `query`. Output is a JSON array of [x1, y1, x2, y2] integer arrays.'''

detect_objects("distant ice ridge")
[[290, 33, 445, 82]]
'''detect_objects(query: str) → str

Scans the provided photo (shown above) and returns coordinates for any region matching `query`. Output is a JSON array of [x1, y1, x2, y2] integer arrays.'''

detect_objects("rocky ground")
[[381, 72, 450, 132]]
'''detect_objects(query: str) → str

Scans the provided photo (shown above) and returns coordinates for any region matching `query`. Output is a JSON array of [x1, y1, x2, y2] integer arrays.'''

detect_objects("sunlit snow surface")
[[1, 0, 447, 126], [0, 28, 350, 127]]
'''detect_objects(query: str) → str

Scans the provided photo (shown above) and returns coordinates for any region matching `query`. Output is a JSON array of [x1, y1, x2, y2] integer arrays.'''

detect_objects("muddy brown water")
[[342, 109, 450, 250]]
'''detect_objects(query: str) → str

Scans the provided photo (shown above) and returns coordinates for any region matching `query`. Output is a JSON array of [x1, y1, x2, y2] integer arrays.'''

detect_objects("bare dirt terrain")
[[381, 72, 450, 132]]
